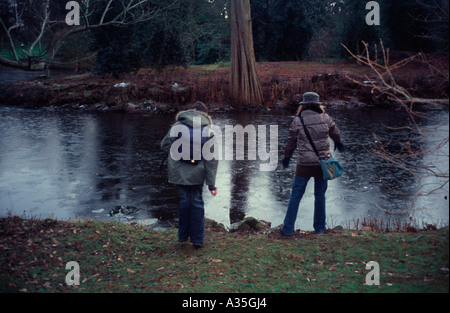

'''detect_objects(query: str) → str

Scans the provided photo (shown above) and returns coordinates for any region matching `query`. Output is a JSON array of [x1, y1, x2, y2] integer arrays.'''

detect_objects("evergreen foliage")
[[92, 25, 141, 77], [251, 0, 328, 61], [12, 0, 440, 75]]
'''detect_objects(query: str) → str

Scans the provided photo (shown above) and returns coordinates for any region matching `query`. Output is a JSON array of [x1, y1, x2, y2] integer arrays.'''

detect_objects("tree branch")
[[26, 0, 50, 59], [344, 39, 449, 206], [0, 0, 179, 71]]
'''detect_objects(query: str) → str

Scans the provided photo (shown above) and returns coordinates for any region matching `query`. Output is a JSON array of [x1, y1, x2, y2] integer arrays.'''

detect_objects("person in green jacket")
[[161, 101, 219, 249]]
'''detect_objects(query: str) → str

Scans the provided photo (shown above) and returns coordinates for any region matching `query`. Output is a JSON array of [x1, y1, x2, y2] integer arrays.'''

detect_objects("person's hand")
[[208, 185, 217, 196], [335, 142, 346, 152], [281, 157, 290, 169]]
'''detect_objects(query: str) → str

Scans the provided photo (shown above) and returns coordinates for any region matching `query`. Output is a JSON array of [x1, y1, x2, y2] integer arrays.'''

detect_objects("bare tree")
[[343, 40, 449, 209], [229, 0, 263, 106], [0, 0, 175, 71], [411, 0, 449, 50], [343, 40, 448, 123]]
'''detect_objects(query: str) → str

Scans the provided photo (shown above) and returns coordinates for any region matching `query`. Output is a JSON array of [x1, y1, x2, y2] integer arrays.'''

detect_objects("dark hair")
[[190, 101, 208, 113]]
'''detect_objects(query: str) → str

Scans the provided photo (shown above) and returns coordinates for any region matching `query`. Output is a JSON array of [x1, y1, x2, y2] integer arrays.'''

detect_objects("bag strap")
[[300, 116, 321, 160]]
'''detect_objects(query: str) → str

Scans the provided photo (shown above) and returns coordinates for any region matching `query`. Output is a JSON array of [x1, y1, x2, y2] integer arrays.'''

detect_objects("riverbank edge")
[[0, 74, 370, 115], [1, 215, 448, 293], [1, 59, 447, 113]]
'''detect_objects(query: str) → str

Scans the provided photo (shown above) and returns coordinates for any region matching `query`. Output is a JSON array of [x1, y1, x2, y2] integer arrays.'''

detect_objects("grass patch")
[[0, 44, 48, 60], [0, 216, 448, 293], [189, 61, 231, 71]]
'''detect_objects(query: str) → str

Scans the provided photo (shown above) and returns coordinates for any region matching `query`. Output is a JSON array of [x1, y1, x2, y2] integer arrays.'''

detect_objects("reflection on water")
[[0, 106, 448, 230]]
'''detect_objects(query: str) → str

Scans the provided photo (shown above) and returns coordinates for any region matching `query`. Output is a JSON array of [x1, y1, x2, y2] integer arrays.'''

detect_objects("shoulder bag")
[[300, 116, 344, 180]]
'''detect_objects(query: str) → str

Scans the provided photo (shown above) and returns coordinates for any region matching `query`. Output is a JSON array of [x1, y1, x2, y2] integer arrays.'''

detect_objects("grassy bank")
[[0, 216, 448, 293]]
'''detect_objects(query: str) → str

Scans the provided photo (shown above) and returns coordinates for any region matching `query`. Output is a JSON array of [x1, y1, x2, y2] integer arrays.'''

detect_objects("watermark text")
[[169, 117, 278, 171]]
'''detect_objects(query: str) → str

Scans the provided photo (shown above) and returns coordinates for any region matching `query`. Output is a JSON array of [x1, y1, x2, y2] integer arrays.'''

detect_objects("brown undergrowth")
[[1, 55, 447, 112]]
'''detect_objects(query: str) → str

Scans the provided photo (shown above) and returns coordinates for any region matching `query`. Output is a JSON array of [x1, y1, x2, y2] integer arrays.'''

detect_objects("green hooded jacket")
[[160, 110, 218, 186]]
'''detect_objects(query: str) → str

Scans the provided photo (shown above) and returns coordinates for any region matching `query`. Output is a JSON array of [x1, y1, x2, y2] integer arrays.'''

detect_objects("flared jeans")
[[281, 175, 328, 235]]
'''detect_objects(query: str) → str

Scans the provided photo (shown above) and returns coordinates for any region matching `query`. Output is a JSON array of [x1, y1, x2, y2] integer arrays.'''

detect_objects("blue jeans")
[[281, 175, 328, 235], [177, 185, 205, 245]]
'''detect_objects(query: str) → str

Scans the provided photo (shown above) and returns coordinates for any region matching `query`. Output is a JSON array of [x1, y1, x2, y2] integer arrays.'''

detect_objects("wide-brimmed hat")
[[300, 92, 321, 105]]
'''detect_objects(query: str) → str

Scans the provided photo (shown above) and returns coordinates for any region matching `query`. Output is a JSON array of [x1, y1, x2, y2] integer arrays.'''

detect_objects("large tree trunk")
[[230, 0, 263, 106]]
